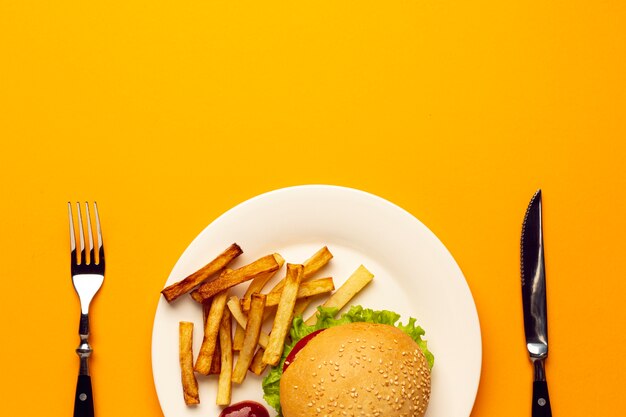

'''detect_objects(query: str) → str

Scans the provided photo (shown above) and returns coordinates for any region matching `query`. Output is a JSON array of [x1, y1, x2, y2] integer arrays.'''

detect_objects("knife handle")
[[73, 375, 94, 417], [532, 380, 552, 417]]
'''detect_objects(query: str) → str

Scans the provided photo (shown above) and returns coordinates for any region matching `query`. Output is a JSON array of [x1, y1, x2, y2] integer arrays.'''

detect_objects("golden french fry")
[[249, 347, 268, 376], [232, 324, 245, 351], [232, 254, 284, 351], [227, 296, 270, 348], [191, 254, 281, 303], [240, 253, 285, 308], [190, 289, 204, 303], [179, 321, 200, 405], [263, 264, 304, 366], [216, 309, 233, 406], [243, 277, 334, 311], [262, 304, 277, 322], [201, 299, 221, 374], [209, 340, 222, 375], [304, 265, 374, 326], [293, 296, 313, 317], [245, 278, 334, 311], [194, 289, 229, 375], [162, 244, 242, 302], [269, 247, 333, 295], [232, 293, 266, 384], [202, 300, 212, 325], [302, 246, 333, 278]]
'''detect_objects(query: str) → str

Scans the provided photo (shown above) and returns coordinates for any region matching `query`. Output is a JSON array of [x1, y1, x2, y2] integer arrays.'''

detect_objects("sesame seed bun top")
[[279, 322, 431, 417]]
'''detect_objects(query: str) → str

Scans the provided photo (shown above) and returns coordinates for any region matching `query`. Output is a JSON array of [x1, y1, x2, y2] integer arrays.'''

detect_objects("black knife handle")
[[532, 380, 552, 417], [73, 375, 94, 417]]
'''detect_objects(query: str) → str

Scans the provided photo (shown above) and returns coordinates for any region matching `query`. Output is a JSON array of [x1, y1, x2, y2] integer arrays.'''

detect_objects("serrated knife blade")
[[521, 189, 552, 417]]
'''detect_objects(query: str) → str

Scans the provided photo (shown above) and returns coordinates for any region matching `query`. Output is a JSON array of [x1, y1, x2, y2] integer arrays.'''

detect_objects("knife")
[[521, 189, 552, 417]]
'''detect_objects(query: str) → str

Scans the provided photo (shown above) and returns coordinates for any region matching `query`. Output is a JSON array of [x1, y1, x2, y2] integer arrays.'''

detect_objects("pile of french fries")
[[162, 243, 374, 406]]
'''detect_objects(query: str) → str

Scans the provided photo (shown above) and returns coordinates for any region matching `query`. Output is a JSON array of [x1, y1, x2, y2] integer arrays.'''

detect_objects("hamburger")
[[263, 305, 434, 417]]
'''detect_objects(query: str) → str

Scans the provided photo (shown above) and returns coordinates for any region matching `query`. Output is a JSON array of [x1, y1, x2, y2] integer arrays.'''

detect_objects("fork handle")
[[73, 375, 94, 417], [79, 313, 90, 337]]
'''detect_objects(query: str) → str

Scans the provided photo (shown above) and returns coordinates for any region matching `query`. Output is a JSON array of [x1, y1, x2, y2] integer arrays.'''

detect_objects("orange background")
[[1, 1, 625, 416]]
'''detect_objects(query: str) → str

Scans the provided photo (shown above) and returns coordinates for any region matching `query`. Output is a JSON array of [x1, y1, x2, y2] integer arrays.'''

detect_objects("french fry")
[[191, 254, 282, 303], [232, 324, 245, 351], [263, 264, 304, 366], [190, 289, 204, 303], [162, 244, 242, 302], [240, 253, 285, 309], [227, 296, 270, 348], [233, 254, 285, 350], [194, 289, 229, 375], [202, 299, 221, 374], [304, 265, 374, 326], [301, 245, 333, 278], [209, 339, 222, 375], [202, 299, 212, 324], [192, 269, 232, 304], [262, 305, 277, 322], [293, 296, 313, 317], [269, 246, 333, 295], [232, 293, 266, 384], [249, 347, 268, 376], [179, 322, 200, 405], [216, 309, 233, 406], [242, 277, 334, 311]]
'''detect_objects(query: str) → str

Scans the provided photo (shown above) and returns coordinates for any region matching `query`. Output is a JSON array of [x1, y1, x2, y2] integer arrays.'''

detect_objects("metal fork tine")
[[76, 202, 86, 265], [94, 202, 103, 264], [68, 202, 76, 262], [85, 202, 94, 264]]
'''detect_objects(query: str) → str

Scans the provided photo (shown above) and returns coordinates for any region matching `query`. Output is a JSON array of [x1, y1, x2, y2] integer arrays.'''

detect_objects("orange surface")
[[0, 1, 625, 416]]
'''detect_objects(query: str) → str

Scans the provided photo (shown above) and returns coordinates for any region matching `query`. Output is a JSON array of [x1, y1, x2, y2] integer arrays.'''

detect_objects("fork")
[[69, 202, 105, 417]]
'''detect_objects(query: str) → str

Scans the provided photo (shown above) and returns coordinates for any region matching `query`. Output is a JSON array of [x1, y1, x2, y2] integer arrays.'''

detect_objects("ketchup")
[[282, 329, 326, 372], [219, 401, 269, 417]]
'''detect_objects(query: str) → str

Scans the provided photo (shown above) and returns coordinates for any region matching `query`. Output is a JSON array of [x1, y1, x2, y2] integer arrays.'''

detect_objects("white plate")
[[152, 185, 481, 417]]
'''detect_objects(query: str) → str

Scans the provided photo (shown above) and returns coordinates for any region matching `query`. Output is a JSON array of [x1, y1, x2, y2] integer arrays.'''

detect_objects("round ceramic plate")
[[152, 185, 481, 417]]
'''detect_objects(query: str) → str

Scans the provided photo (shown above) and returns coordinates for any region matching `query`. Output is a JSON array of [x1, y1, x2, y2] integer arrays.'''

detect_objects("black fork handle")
[[79, 314, 89, 337], [73, 375, 94, 417]]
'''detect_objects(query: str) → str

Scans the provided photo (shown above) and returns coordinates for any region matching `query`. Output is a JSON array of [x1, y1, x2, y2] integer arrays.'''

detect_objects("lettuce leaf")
[[262, 305, 434, 416]]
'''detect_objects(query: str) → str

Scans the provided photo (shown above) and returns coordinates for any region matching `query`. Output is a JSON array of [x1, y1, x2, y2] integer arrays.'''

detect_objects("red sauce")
[[283, 329, 326, 372], [219, 401, 269, 417]]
